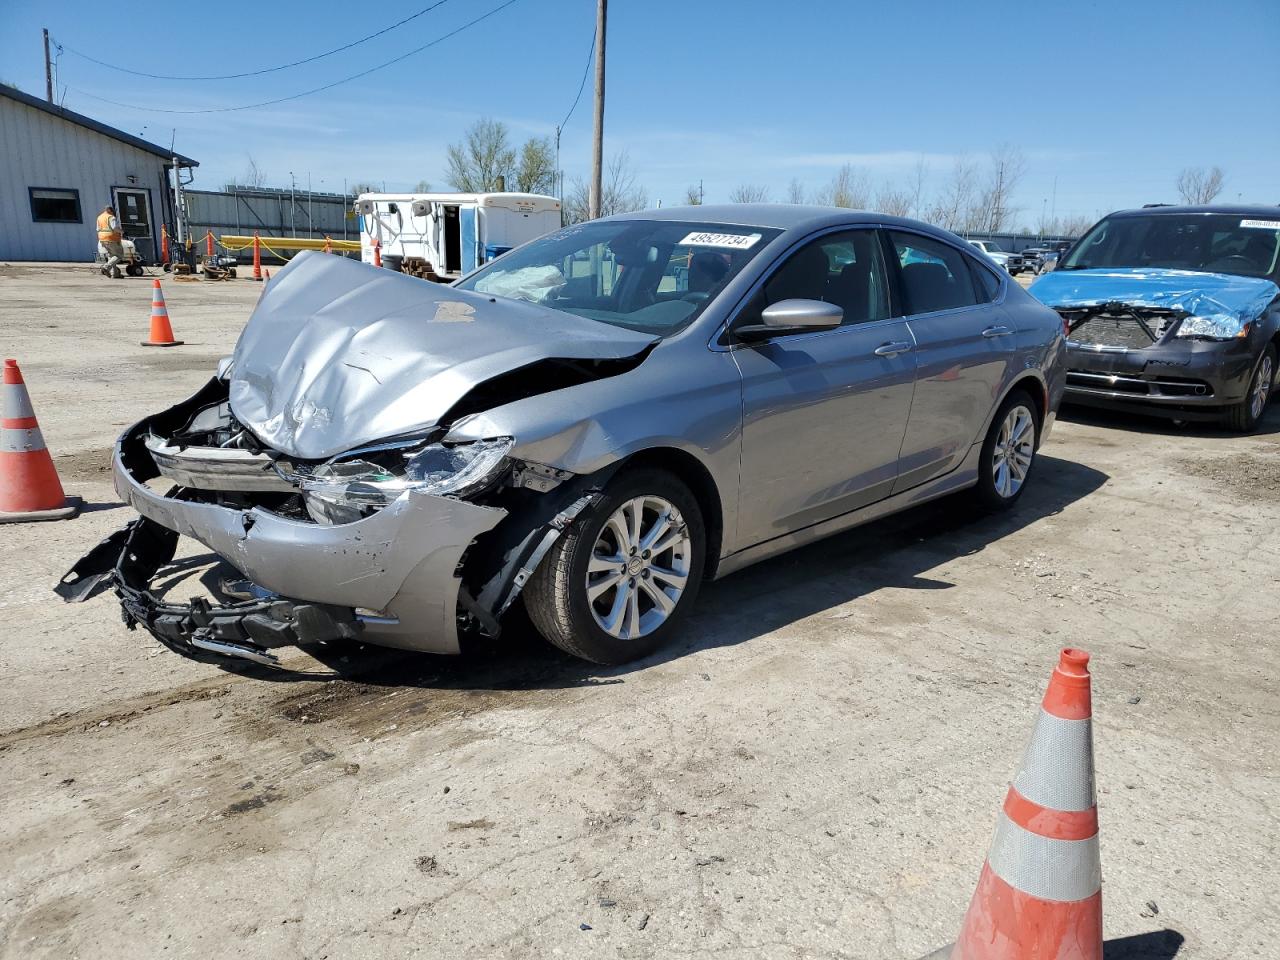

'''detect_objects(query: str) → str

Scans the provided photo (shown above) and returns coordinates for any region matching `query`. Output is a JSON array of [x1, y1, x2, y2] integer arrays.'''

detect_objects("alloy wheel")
[[1251, 353, 1273, 421], [992, 405, 1035, 499], [585, 495, 692, 641]]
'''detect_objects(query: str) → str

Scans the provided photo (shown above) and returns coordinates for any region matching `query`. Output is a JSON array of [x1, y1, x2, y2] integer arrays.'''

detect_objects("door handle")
[[874, 341, 913, 357], [982, 325, 1012, 338]]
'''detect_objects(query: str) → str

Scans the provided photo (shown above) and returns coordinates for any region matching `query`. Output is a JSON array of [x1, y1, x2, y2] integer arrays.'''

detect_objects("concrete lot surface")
[[1, 262, 1276, 959]]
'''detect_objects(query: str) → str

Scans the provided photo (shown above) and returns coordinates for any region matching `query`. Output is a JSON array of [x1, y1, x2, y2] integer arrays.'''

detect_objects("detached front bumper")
[[58, 414, 506, 661], [1063, 339, 1256, 421]]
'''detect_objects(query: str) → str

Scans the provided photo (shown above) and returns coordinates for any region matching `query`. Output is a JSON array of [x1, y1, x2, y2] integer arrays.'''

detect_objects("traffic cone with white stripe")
[[923, 648, 1102, 960], [0, 359, 80, 522], [141, 279, 183, 347]]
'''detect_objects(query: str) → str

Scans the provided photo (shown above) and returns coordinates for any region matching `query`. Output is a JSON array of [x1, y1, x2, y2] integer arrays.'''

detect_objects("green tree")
[[446, 118, 516, 192], [515, 136, 557, 195]]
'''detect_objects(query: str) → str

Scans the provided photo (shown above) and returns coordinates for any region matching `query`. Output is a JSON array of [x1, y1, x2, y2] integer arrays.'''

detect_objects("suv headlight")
[[299, 437, 513, 524], [1174, 314, 1250, 340]]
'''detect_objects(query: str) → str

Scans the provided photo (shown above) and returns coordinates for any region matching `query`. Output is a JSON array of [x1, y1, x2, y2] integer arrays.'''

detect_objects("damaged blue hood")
[[1030, 267, 1278, 324]]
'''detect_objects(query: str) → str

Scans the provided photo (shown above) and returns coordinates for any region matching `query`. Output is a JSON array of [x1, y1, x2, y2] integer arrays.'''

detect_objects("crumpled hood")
[[1030, 267, 1279, 322], [229, 251, 657, 460]]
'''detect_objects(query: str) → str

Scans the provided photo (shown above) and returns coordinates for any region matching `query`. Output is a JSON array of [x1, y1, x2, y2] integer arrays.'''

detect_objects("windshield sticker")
[[1240, 219, 1280, 231], [678, 231, 762, 250]]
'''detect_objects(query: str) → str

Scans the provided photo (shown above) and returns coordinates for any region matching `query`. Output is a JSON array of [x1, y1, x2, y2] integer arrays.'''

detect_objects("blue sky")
[[2, 0, 1277, 225]]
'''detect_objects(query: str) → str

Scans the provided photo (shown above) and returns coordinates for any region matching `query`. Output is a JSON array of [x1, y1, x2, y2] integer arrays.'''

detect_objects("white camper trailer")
[[355, 192, 561, 280]]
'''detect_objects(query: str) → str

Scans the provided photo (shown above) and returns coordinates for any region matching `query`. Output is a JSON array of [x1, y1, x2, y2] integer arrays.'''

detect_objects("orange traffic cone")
[[0, 359, 80, 522], [923, 649, 1102, 960], [142, 279, 184, 347]]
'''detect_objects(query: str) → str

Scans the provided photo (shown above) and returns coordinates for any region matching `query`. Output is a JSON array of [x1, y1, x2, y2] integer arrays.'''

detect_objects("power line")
[[64, 0, 522, 115], [54, 0, 454, 81], [557, 29, 595, 132]]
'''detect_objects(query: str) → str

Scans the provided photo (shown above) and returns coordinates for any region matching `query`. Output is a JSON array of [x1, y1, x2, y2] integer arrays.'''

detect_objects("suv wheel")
[[973, 389, 1039, 510], [1224, 344, 1275, 432], [524, 468, 705, 665]]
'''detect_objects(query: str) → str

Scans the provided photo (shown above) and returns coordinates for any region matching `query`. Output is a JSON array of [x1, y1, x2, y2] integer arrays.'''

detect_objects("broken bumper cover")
[[57, 423, 507, 659], [56, 519, 362, 665], [1063, 340, 1256, 420]]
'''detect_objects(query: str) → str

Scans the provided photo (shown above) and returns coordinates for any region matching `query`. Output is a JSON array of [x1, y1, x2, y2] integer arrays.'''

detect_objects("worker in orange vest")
[[96, 204, 124, 279]]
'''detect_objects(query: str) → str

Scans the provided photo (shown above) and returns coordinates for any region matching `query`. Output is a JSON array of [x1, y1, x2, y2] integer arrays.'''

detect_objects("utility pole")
[[588, 0, 607, 220], [992, 159, 1005, 233], [43, 29, 53, 102]]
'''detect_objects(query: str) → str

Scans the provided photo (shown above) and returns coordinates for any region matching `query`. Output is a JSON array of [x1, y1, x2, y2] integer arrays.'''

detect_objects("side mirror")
[[735, 299, 843, 342]]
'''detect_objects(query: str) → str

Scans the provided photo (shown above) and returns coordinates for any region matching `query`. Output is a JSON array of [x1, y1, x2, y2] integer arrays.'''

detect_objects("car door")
[[885, 230, 1016, 492], [728, 228, 918, 548]]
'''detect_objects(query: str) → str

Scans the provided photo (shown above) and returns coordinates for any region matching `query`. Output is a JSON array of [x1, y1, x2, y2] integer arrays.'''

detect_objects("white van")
[[356, 192, 561, 280]]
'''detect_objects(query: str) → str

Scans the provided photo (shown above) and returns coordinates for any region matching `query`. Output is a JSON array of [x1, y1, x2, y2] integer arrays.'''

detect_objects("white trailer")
[[355, 192, 561, 280]]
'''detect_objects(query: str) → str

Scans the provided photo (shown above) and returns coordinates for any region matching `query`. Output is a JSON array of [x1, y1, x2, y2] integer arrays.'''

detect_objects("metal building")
[[0, 84, 197, 263]]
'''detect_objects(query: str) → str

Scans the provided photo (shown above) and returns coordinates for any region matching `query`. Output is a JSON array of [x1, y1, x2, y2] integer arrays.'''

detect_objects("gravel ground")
[[1, 262, 1276, 959]]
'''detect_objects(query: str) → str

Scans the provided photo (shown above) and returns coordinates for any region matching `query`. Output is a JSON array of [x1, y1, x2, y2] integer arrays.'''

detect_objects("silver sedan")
[[59, 205, 1066, 666]]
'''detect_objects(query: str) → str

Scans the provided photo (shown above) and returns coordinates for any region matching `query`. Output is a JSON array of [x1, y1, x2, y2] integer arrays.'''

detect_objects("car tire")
[[1224, 344, 1275, 432], [973, 389, 1039, 511], [523, 468, 705, 665]]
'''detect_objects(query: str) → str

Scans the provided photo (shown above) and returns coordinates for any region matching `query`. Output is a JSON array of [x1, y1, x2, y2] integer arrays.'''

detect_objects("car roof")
[[601, 203, 960, 241], [1109, 204, 1280, 218]]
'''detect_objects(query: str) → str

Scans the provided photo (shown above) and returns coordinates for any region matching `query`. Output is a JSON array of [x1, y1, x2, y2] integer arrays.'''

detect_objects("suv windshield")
[[457, 220, 782, 335], [1061, 213, 1280, 279]]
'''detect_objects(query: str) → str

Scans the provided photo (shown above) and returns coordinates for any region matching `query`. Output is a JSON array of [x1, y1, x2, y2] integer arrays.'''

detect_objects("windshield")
[[1061, 213, 1280, 279], [456, 220, 781, 334]]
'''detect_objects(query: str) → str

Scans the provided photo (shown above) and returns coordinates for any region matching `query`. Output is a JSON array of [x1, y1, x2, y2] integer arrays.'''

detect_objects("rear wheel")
[[973, 390, 1038, 511], [1224, 344, 1275, 432], [524, 469, 705, 665]]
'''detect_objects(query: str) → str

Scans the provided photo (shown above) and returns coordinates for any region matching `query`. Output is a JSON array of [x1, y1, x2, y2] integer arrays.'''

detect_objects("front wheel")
[[1224, 344, 1275, 432], [973, 390, 1039, 511], [524, 468, 705, 664]]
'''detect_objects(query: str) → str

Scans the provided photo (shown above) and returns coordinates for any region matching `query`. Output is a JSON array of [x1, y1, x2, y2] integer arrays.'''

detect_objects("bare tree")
[[684, 184, 703, 205], [446, 118, 516, 192], [785, 178, 807, 204], [971, 145, 1027, 233], [874, 182, 913, 217], [349, 182, 379, 197], [815, 164, 871, 209], [564, 151, 648, 223], [909, 157, 929, 219], [515, 136, 557, 195], [927, 159, 978, 232], [242, 156, 267, 189], [1060, 213, 1096, 237], [412, 179, 432, 193], [729, 183, 770, 203], [1176, 166, 1225, 205]]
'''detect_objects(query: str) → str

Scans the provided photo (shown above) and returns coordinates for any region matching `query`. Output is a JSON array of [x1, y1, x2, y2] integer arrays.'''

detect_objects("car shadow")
[[1103, 929, 1185, 959], [1060, 399, 1280, 438], [198, 452, 1107, 689]]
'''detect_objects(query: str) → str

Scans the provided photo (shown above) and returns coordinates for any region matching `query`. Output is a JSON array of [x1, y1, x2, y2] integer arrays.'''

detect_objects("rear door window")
[[888, 232, 980, 315]]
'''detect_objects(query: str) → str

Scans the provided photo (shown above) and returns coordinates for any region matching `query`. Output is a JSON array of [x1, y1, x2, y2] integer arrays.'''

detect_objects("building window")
[[29, 187, 82, 224]]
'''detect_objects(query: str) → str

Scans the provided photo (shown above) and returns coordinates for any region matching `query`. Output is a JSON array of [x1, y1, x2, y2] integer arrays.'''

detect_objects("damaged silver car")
[[58, 206, 1066, 665]]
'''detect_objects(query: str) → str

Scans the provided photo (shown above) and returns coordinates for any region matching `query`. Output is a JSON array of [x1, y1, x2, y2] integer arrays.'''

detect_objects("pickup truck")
[[968, 239, 1026, 275]]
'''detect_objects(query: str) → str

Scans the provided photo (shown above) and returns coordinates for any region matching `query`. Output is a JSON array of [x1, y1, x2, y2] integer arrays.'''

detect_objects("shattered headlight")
[[299, 438, 513, 524], [1174, 314, 1250, 340]]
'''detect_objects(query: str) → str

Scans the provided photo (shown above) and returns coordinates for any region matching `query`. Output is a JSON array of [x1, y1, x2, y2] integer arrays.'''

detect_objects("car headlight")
[[1175, 314, 1250, 340], [299, 437, 513, 524]]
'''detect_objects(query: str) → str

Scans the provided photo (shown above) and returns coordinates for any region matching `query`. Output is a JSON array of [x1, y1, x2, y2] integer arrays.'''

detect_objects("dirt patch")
[[222, 787, 283, 816], [447, 818, 495, 831], [1178, 453, 1280, 502], [53, 446, 114, 484], [274, 679, 518, 740], [139, 352, 224, 374], [0, 682, 234, 749]]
